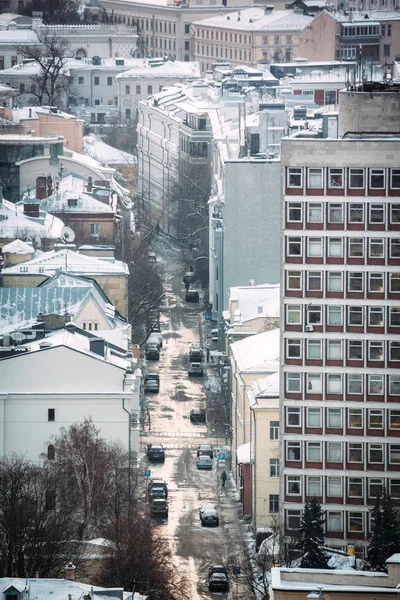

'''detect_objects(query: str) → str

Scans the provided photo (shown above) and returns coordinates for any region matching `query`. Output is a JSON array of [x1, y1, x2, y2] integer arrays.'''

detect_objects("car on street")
[[197, 445, 214, 459], [144, 373, 160, 393], [208, 566, 229, 593], [148, 478, 168, 499], [190, 408, 206, 423], [150, 498, 168, 519], [147, 443, 165, 462], [196, 455, 212, 470], [145, 342, 160, 361], [199, 503, 217, 519], [211, 328, 219, 343], [185, 290, 199, 302], [148, 332, 162, 349], [189, 344, 203, 362], [201, 507, 219, 527], [188, 362, 203, 377]]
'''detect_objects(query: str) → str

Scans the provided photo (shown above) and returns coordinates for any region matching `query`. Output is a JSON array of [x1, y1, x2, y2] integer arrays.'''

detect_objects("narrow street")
[[139, 236, 254, 599]]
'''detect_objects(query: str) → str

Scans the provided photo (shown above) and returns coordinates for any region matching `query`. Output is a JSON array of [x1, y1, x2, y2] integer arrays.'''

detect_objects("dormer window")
[[68, 198, 78, 207]]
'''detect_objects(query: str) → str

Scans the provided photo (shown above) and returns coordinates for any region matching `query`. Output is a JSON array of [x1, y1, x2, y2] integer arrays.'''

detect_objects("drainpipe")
[[250, 401, 257, 528], [109, 37, 112, 57], [122, 396, 132, 521]]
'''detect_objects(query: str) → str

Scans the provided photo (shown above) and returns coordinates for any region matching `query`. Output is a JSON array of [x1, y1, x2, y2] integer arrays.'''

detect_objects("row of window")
[[285, 303, 398, 328], [285, 406, 400, 431], [287, 236, 400, 260], [286, 167, 400, 192], [124, 84, 159, 95], [139, 18, 179, 34], [286, 202, 400, 226], [196, 45, 254, 63], [285, 476, 399, 503], [286, 372, 400, 396], [286, 338, 400, 363], [286, 507, 389, 534], [195, 29, 254, 44], [286, 441, 400, 465], [286, 270, 400, 294]]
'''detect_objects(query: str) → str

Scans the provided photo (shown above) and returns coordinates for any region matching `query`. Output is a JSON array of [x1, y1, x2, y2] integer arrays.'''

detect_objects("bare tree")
[[20, 0, 81, 24]]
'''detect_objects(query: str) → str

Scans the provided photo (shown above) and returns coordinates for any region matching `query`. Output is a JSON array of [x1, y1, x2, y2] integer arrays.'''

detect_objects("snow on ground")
[[83, 134, 137, 166]]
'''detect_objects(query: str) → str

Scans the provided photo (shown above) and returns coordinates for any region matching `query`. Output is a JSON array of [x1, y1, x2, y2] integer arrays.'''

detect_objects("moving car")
[[190, 408, 206, 423], [196, 455, 212, 470], [148, 332, 162, 349], [188, 362, 204, 377], [189, 344, 203, 362], [199, 503, 217, 519], [185, 290, 199, 302], [208, 566, 229, 593], [197, 445, 214, 459], [147, 443, 165, 462], [148, 478, 168, 499], [201, 507, 219, 527], [211, 328, 219, 343], [150, 498, 168, 519], [144, 373, 160, 393], [148, 252, 157, 263], [145, 343, 160, 361]]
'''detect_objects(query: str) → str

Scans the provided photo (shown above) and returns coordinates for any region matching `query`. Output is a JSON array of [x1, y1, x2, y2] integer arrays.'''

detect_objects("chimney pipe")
[[64, 562, 76, 581]]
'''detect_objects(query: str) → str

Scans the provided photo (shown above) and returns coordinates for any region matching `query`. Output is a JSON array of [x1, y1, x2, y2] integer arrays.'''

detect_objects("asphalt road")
[[139, 237, 254, 600]]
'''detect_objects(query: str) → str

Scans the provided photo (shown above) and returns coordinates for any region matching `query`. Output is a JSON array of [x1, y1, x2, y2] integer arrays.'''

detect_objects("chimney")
[[87, 176, 93, 192], [64, 562, 76, 581], [89, 338, 106, 357], [37, 313, 72, 331]]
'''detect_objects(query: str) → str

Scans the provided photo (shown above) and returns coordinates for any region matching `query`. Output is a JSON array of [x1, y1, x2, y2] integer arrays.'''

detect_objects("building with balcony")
[[280, 82, 400, 557]]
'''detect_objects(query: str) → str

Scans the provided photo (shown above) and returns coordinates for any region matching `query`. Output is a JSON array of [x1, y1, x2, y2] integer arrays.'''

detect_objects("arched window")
[[47, 444, 55, 460], [75, 48, 87, 59]]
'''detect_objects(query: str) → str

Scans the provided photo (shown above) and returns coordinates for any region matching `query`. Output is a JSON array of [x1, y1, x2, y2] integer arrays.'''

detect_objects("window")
[[384, 44, 390, 57], [270, 421, 279, 440], [288, 168, 302, 188], [307, 305, 321, 324], [369, 306, 384, 326], [328, 305, 342, 325], [19, 83, 25, 93], [147, 85, 153, 94], [287, 305, 301, 324], [349, 238, 363, 258], [390, 376, 400, 395], [308, 272, 322, 292], [327, 272, 343, 292], [349, 203, 364, 223], [307, 476, 321, 496], [47, 444, 55, 460], [349, 272, 363, 292], [328, 168, 344, 188], [390, 445, 400, 464], [369, 444, 383, 463], [369, 478, 384, 498], [288, 202, 302, 221], [287, 271, 301, 290], [369, 375, 384, 395], [328, 237, 343, 257], [348, 409, 363, 428], [368, 410, 383, 430], [307, 340, 321, 360], [287, 339, 301, 358], [390, 480, 400, 499], [370, 204, 385, 224], [349, 169, 364, 188], [262, 35, 268, 44], [327, 477, 342, 497], [388, 24, 392, 36], [390, 204, 400, 224], [287, 373, 301, 392], [308, 203, 322, 222], [390, 273, 400, 292], [125, 108, 131, 120], [90, 223, 100, 237], [370, 238, 384, 258], [307, 442, 321, 462], [270, 458, 280, 477], [274, 35, 280, 44], [136, 85, 141, 94], [348, 340, 363, 360], [308, 169, 323, 188], [348, 478, 363, 497], [327, 512, 342, 531], [390, 308, 400, 327], [327, 442, 342, 462], [348, 443, 363, 463], [48, 408, 55, 422], [327, 408, 342, 428], [11, 56, 17, 67], [287, 476, 301, 494], [185, 40, 190, 50], [107, 76, 112, 86], [328, 203, 343, 223], [287, 407, 301, 426], [390, 238, 400, 258], [94, 77, 100, 86], [269, 494, 279, 513], [370, 169, 385, 189], [287, 442, 301, 461], [307, 373, 322, 393], [327, 340, 342, 360], [308, 238, 322, 257], [327, 374, 342, 393], [390, 341, 400, 361], [287, 510, 301, 529], [349, 512, 363, 532], [185, 23, 190, 33], [348, 374, 363, 394], [79, 76, 84, 84], [369, 272, 384, 292], [307, 408, 321, 428], [287, 237, 301, 256], [369, 341, 383, 361]]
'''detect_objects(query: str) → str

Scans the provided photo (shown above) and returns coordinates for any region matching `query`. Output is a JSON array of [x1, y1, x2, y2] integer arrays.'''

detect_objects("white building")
[[0, 325, 141, 463], [225, 283, 280, 343]]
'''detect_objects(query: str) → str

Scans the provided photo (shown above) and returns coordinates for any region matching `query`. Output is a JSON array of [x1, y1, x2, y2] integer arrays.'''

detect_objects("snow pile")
[[83, 134, 137, 166]]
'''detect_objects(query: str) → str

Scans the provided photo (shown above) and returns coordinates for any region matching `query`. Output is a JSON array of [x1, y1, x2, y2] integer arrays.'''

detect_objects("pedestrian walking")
[[206, 347, 210, 363], [221, 470, 227, 488]]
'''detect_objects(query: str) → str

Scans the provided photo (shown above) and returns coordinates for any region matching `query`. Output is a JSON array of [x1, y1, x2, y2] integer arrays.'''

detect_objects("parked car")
[[183, 271, 195, 285], [145, 373, 160, 393], [189, 344, 203, 362], [148, 252, 157, 263], [201, 507, 219, 527], [145, 343, 160, 361], [196, 455, 212, 470], [148, 332, 162, 349], [190, 408, 206, 423], [199, 503, 217, 519], [185, 290, 199, 302], [208, 566, 229, 593], [150, 498, 168, 519], [188, 362, 203, 377], [148, 478, 168, 499], [147, 443, 165, 462], [197, 445, 214, 459], [211, 328, 219, 343]]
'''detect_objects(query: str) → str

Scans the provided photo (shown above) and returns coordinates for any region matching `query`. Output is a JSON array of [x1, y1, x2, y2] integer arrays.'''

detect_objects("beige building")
[[226, 283, 280, 344], [192, 7, 313, 72]]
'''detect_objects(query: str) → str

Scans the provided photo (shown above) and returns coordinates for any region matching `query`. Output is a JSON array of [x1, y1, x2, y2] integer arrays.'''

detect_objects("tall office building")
[[281, 84, 400, 557]]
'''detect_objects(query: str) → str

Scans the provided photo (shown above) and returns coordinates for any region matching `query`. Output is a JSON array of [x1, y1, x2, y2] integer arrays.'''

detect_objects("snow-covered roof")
[[41, 188, 114, 214], [0, 198, 64, 240], [230, 328, 280, 373], [10, 105, 79, 122], [386, 553, 400, 564], [2, 239, 34, 254], [0, 578, 145, 600], [0, 29, 39, 44], [193, 8, 313, 32], [116, 59, 201, 80], [326, 8, 400, 22], [237, 441, 253, 464], [251, 372, 280, 400], [84, 134, 137, 166], [229, 283, 280, 322]]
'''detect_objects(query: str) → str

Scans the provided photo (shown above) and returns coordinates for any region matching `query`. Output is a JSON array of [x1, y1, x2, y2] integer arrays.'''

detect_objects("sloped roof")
[[229, 283, 280, 322], [41, 188, 114, 214], [84, 134, 137, 166], [251, 372, 280, 399], [0, 198, 64, 240], [231, 328, 280, 373], [2, 239, 34, 254]]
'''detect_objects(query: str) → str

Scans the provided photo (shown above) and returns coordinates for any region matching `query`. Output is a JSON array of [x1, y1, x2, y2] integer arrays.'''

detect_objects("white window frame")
[[369, 306, 384, 327], [287, 442, 301, 461], [286, 407, 301, 427], [369, 272, 384, 292], [270, 458, 280, 477], [327, 374, 342, 394], [348, 237, 364, 258], [368, 409, 383, 430], [348, 374, 363, 395], [287, 167, 302, 188], [390, 341, 400, 361], [369, 238, 384, 258], [328, 203, 343, 223], [390, 238, 400, 259], [327, 441, 342, 462], [307, 442, 322, 462], [328, 168, 344, 189], [307, 237, 323, 257], [307, 340, 322, 360], [389, 307, 400, 327], [307, 373, 322, 394], [307, 272, 322, 292], [287, 373, 301, 392], [349, 203, 364, 223], [369, 444, 384, 464], [307, 304, 322, 324], [327, 512, 342, 532], [390, 273, 400, 293], [390, 168, 400, 189], [307, 476, 322, 496], [327, 237, 343, 258], [286, 339, 301, 359], [348, 477, 363, 498], [348, 512, 364, 533], [348, 306, 363, 326], [348, 443, 363, 463], [287, 271, 302, 291], [348, 340, 363, 361], [327, 477, 342, 497], [389, 376, 400, 395], [369, 203, 385, 223], [307, 168, 323, 188], [369, 375, 384, 395], [327, 305, 343, 325], [348, 272, 364, 293], [327, 408, 342, 428], [369, 341, 384, 361], [287, 305, 301, 325], [306, 407, 321, 428], [287, 202, 302, 222], [327, 340, 342, 360], [327, 272, 343, 292], [348, 408, 363, 429], [287, 476, 301, 495], [287, 237, 302, 256], [349, 168, 365, 189], [390, 204, 400, 224], [389, 445, 400, 465], [308, 203, 323, 223], [270, 421, 279, 440], [369, 168, 385, 190], [287, 510, 301, 529], [369, 478, 384, 499]]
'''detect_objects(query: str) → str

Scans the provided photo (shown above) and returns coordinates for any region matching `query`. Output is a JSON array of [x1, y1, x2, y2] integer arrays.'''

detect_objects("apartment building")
[[281, 83, 400, 557]]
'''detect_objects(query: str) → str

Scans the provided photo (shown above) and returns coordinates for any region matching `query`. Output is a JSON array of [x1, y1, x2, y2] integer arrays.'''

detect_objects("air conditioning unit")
[[305, 324, 314, 332]]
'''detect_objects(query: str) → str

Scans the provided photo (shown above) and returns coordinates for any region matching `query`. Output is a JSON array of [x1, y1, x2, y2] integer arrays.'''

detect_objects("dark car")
[[145, 343, 160, 361], [150, 498, 168, 519], [190, 408, 206, 423], [144, 373, 160, 393], [148, 478, 168, 499], [189, 344, 203, 362], [188, 362, 204, 377], [185, 290, 199, 302], [208, 566, 229, 593], [197, 445, 214, 459], [201, 507, 219, 527], [147, 443, 165, 462]]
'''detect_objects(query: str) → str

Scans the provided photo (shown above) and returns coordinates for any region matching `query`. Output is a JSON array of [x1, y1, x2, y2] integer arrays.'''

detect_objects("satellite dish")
[[60, 226, 75, 243]]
